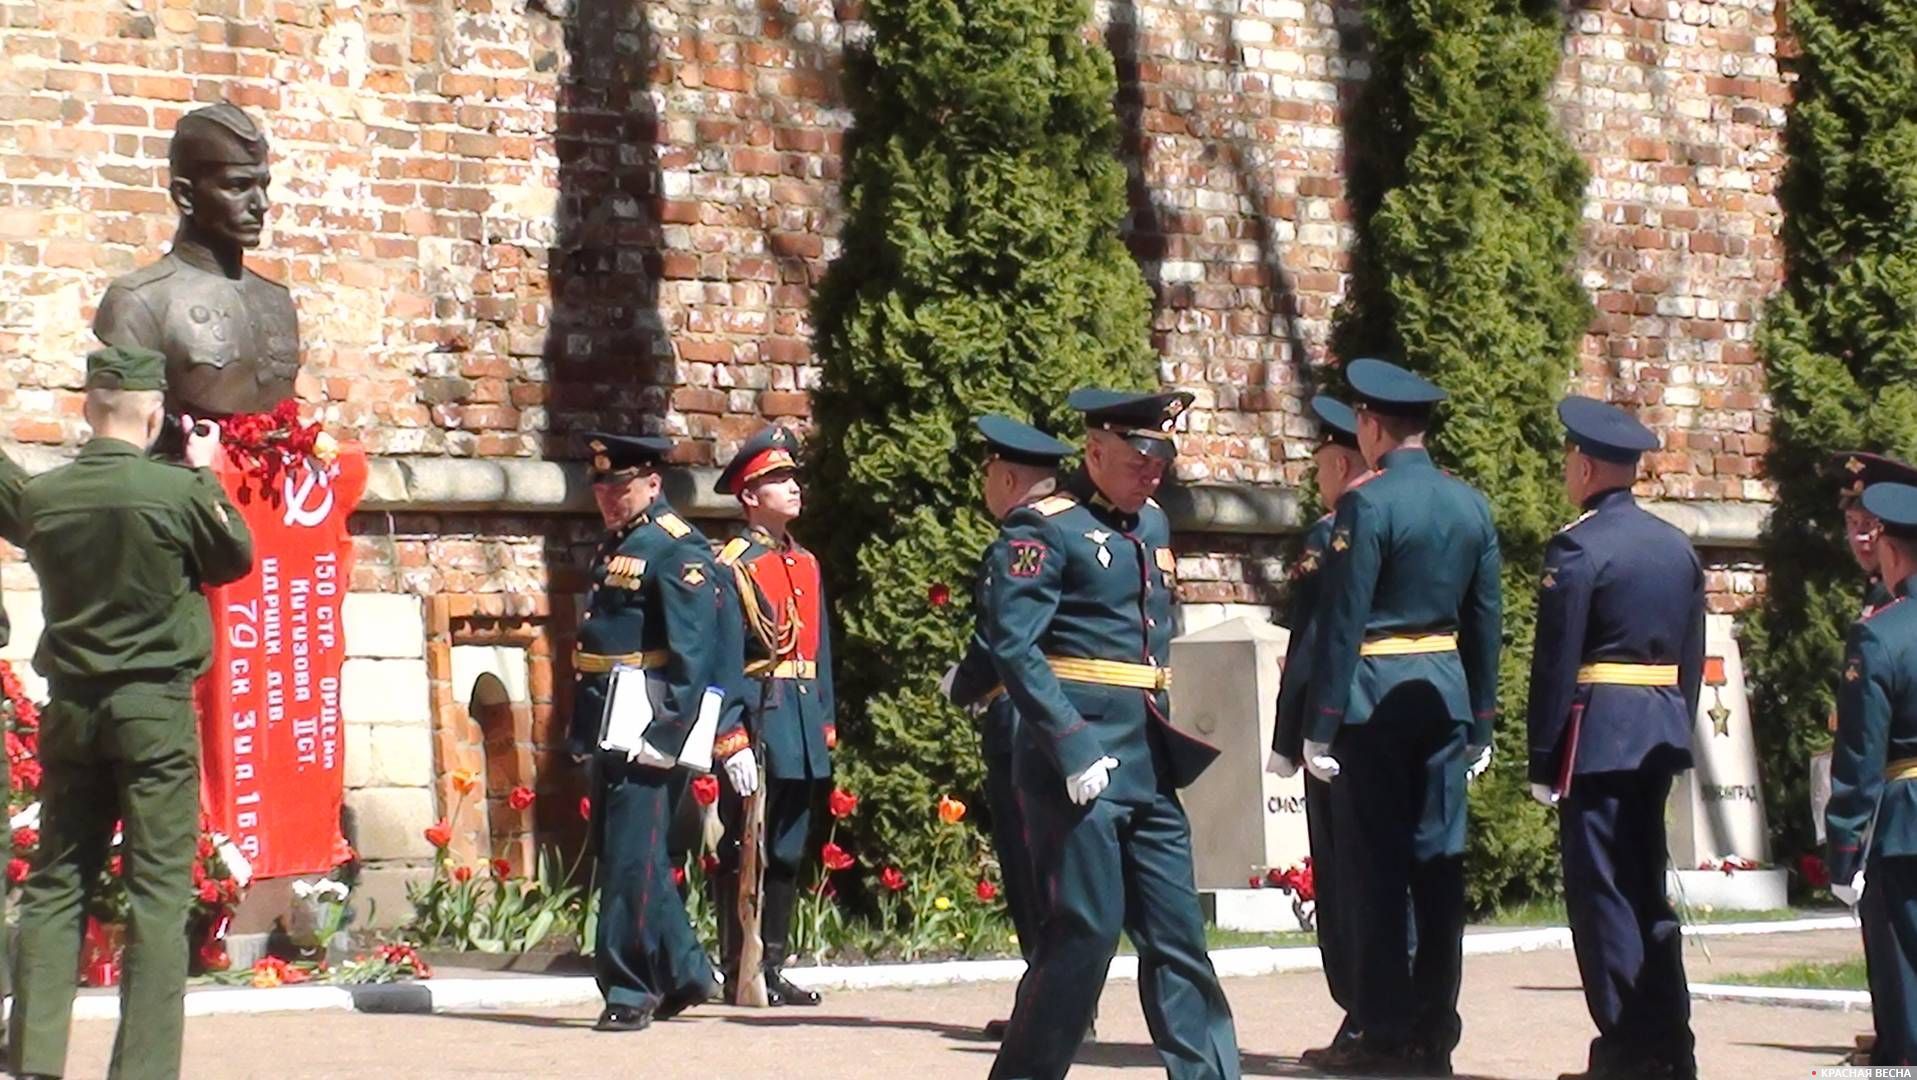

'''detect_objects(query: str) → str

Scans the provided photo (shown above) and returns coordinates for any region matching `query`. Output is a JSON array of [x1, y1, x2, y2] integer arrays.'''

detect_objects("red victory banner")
[[195, 439, 367, 879]]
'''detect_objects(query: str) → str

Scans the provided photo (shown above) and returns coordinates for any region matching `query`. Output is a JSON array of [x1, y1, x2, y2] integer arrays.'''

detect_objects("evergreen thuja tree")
[[1332, 0, 1592, 909], [806, 0, 1155, 872], [1747, 0, 1917, 864]]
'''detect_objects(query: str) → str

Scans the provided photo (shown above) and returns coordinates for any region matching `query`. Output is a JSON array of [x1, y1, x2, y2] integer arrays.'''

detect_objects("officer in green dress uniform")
[[943, 414, 1073, 1038], [568, 431, 742, 1032], [1265, 394, 1369, 1065], [1828, 481, 1917, 1066], [988, 389, 1241, 1080], [1305, 359, 1503, 1076], [0, 346, 253, 1080], [711, 425, 833, 1007], [1527, 398, 1704, 1080]]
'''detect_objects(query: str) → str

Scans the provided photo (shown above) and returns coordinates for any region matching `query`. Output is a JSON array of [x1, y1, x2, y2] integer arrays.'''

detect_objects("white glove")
[[1834, 870, 1865, 908], [724, 748, 759, 797], [1529, 782, 1559, 808], [1302, 739, 1340, 783], [1067, 756, 1119, 805], [1467, 744, 1492, 782], [628, 739, 676, 771], [938, 663, 959, 703], [1266, 750, 1300, 779]]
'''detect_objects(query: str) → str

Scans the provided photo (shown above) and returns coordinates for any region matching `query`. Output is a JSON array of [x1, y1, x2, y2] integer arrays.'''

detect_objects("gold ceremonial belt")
[[575, 649, 669, 673], [1575, 662, 1679, 686], [1045, 656, 1173, 691], [1886, 757, 1917, 783], [745, 659, 818, 680], [1359, 633, 1458, 657]]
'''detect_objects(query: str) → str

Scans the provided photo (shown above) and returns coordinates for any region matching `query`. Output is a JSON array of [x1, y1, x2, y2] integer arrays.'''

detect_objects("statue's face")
[[175, 162, 271, 249]]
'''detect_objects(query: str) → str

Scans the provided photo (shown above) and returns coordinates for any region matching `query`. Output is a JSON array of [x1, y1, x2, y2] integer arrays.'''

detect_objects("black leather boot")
[[761, 876, 821, 1006]]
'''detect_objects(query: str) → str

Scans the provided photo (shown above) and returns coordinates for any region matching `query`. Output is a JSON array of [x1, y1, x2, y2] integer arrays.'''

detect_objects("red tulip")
[[1799, 853, 1831, 889], [424, 820, 453, 849], [880, 866, 907, 892], [579, 797, 593, 821], [453, 865, 473, 883], [976, 879, 998, 902], [492, 858, 512, 879], [507, 786, 535, 811], [701, 853, 721, 874], [672, 866, 687, 887], [828, 787, 859, 819], [691, 775, 721, 806], [821, 841, 855, 872]]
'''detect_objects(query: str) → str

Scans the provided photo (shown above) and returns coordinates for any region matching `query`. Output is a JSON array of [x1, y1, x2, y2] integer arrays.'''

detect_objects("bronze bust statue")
[[93, 103, 299, 419]]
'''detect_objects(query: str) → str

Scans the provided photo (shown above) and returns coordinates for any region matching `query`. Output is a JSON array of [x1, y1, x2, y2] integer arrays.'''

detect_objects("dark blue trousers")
[[1304, 773, 1354, 1029], [1327, 697, 1467, 1053], [991, 783, 1240, 1080], [984, 750, 1043, 959], [591, 758, 715, 1010], [1862, 854, 1917, 1066], [1559, 767, 1693, 1075]]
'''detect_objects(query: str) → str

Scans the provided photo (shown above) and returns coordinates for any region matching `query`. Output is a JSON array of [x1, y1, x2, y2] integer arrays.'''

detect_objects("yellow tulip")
[[934, 896, 951, 911]]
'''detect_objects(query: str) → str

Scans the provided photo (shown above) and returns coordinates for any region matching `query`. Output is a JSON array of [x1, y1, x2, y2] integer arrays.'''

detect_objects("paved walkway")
[[55, 929, 1865, 1078]]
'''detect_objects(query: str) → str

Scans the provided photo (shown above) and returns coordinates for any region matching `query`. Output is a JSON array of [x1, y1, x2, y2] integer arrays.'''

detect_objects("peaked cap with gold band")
[[715, 423, 802, 495], [1067, 387, 1193, 462], [1829, 451, 1917, 507], [579, 430, 673, 476]]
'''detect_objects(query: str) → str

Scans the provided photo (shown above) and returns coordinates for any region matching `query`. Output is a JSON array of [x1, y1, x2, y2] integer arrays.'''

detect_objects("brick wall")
[[0, 0, 1786, 493]]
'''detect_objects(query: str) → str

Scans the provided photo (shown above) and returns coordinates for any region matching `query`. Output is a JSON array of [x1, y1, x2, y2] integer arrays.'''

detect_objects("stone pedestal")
[[1168, 616, 1310, 891], [1669, 614, 1770, 874]]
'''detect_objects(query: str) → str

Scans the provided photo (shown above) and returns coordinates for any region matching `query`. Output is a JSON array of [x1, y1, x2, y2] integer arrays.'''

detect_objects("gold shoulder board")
[[717, 536, 751, 566], [1031, 495, 1077, 517], [656, 512, 691, 538]]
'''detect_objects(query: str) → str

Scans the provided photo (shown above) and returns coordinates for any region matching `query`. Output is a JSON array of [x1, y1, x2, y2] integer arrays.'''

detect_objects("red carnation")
[[579, 797, 592, 821], [13, 759, 40, 791], [820, 841, 855, 872], [108, 855, 123, 877], [197, 837, 215, 860], [1799, 853, 1831, 889], [507, 786, 535, 811], [12, 827, 38, 852], [880, 866, 907, 892], [827, 787, 859, 819], [424, 820, 453, 849], [928, 583, 951, 608], [198, 880, 221, 904], [690, 775, 720, 807], [672, 866, 687, 887], [976, 879, 999, 902], [7, 858, 27, 883]]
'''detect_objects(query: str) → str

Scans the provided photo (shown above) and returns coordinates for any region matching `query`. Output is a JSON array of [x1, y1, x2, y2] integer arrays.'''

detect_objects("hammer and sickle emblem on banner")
[[282, 465, 336, 528]]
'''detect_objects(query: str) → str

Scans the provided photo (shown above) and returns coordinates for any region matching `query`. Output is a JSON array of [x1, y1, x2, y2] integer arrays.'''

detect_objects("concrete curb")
[[1688, 983, 1872, 1012], [57, 915, 1853, 1022]]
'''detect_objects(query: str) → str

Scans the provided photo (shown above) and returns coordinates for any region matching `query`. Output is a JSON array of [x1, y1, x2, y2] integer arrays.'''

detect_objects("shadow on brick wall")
[[545, 0, 672, 447]]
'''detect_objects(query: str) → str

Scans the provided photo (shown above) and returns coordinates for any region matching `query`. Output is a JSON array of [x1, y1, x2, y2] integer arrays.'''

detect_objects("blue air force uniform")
[[567, 433, 737, 1029], [1828, 482, 1917, 1066], [989, 390, 1240, 1080], [1527, 398, 1703, 1080], [946, 415, 1075, 968], [1306, 360, 1502, 1069], [1271, 395, 1363, 1047]]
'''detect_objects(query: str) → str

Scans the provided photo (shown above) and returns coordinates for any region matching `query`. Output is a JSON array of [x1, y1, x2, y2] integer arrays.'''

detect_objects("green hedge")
[[805, 0, 1155, 876], [1746, 0, 1917, 865], [1332, 0, 1592, 910]]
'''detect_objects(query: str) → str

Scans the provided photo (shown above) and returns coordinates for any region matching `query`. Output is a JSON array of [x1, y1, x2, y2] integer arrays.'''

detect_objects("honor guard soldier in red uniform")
[[712, 425, 833, 1006]]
